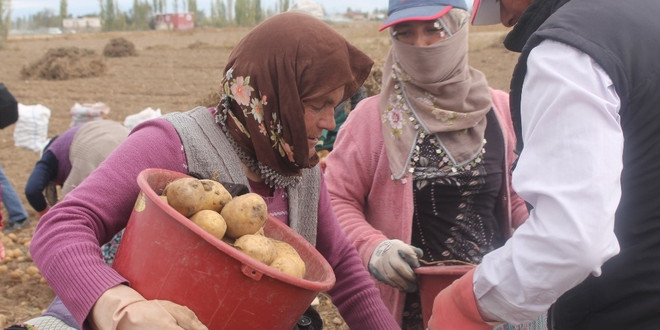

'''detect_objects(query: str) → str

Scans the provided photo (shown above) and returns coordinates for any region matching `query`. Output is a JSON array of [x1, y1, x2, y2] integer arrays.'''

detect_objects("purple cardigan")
[[324, 89, 529, 324], [30, 118, 398, 329]]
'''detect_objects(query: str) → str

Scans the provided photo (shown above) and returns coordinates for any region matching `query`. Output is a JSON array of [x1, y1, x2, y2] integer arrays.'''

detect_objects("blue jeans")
[[0, 162, 28, 223]]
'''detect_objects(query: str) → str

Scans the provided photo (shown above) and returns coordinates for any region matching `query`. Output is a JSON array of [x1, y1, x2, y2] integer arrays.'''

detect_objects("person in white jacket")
[[430, 0, 660, 329]]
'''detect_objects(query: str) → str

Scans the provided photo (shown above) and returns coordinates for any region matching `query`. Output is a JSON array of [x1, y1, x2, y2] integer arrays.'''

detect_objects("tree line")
[[3, 0, 295, 36]]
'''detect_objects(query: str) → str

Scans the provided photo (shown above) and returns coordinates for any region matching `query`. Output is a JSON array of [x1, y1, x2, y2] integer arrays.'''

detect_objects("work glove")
[[90, 284, 208, 330], [368, 239, 423, 292], [427, 268, 493, 330]]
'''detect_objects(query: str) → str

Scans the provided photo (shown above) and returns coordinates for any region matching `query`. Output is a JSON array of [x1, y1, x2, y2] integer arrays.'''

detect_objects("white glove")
[[90, 284, 208, 330], [368, 239, 423, 292]]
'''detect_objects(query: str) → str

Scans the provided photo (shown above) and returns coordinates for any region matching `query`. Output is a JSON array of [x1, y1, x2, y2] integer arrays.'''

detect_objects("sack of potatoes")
[[161, 177, 306, 279]]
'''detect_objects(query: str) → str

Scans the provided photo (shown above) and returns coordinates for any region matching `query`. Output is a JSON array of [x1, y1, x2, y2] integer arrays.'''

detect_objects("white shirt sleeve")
[[473, 40, 623, 323]]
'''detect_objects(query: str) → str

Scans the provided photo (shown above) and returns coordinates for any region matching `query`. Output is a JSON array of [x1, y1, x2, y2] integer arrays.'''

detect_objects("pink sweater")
[[30, 118, 398, 329], [324, 89, 529, 324]]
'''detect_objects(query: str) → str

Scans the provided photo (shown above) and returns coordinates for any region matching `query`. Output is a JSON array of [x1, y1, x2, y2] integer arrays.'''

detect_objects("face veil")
[[379, 9, 492, 180]]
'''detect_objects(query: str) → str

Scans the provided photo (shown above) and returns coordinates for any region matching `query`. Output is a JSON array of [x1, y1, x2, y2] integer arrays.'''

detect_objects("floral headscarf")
[[380, 10, 492, 180], [216, 12, 373, 188]]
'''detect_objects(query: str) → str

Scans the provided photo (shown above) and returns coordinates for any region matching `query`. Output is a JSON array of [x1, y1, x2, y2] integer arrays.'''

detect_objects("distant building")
[[348, 12, 367, 21], [62, 17, 102, 33], [154, 13, 195, 31], [369, 13, 386, 21]]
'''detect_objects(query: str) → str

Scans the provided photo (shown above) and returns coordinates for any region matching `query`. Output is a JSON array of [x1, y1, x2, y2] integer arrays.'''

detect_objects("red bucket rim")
[[136, 168, 336, 292], [414, 264, 475, 276]]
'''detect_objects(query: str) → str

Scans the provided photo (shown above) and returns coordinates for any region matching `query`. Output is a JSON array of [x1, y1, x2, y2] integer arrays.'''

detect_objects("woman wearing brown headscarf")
[[324, 0, 530, 329], [25, 12, 399, 330]]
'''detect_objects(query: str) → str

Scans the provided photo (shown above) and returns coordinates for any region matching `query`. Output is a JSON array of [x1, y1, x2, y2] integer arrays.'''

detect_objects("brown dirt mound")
[[20, 47, 106, 80], [103, 37, 138, 57]]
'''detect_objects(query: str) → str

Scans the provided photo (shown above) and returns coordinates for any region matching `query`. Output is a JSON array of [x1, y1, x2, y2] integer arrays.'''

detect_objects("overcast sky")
[[11, 0, 393, 17]]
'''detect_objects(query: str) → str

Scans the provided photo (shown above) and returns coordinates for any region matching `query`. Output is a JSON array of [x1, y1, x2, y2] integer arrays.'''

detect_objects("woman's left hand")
[[89, 284, 208, 330]]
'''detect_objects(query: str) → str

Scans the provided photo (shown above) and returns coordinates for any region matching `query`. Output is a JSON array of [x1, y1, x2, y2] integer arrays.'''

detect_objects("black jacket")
[[0, 83, 18, 129], [508, 0, 660, 328]]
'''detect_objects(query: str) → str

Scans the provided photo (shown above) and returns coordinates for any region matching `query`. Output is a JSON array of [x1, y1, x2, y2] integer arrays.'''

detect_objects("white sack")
[[13, 103, 51, 152], [70, 102, 110, 127], [123, 107, 162, 131]]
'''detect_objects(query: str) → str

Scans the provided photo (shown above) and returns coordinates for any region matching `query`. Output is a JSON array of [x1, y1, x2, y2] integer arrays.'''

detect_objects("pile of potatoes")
[[161, 177, 306, 279]]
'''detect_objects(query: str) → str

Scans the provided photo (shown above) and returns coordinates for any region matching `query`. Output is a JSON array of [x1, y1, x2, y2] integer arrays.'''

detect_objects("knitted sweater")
[[324, 89, 529, 324]]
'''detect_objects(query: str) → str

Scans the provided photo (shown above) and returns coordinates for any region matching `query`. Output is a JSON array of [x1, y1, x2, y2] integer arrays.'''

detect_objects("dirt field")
[[0, 20, 518, 329]]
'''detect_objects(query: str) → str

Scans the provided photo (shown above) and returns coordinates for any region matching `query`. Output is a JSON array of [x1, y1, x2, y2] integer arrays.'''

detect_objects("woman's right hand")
[[368, 239, 423, 292], [90, 284, 208, 330]]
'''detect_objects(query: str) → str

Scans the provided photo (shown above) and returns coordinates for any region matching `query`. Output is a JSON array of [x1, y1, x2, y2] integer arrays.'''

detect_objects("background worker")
[[25, 119, 130, 216], [0, 82, 29, 233]]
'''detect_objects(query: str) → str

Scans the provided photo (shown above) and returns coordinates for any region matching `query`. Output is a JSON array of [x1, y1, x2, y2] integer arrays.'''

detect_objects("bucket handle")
[[241, 264, 264, 281], [419, 259, 476, 266]]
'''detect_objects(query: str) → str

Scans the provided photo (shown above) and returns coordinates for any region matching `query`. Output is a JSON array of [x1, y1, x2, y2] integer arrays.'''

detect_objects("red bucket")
[[112, 168, 336, 329], [415, 264, 475, 328]]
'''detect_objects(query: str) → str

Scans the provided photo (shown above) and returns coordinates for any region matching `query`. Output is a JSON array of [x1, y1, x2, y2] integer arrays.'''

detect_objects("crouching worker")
[[25, 119, 130, 217]]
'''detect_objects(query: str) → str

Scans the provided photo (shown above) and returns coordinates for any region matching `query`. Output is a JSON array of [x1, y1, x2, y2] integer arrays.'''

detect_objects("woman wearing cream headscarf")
[[25, 12, 399, 330], [324, 0, 529, 328]]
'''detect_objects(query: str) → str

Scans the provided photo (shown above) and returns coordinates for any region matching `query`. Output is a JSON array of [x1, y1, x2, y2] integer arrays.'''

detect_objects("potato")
[[164, 178, 232, 217], [233, 234, 277, 265], [270, 239, 306, 278], [164, 178, 207, 217], [221, 193, 268, 238], [271, 255, 306, 279], [189, 210, 227, 240], [271, 239, 300, 257], [198, 179, 232, 212]]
